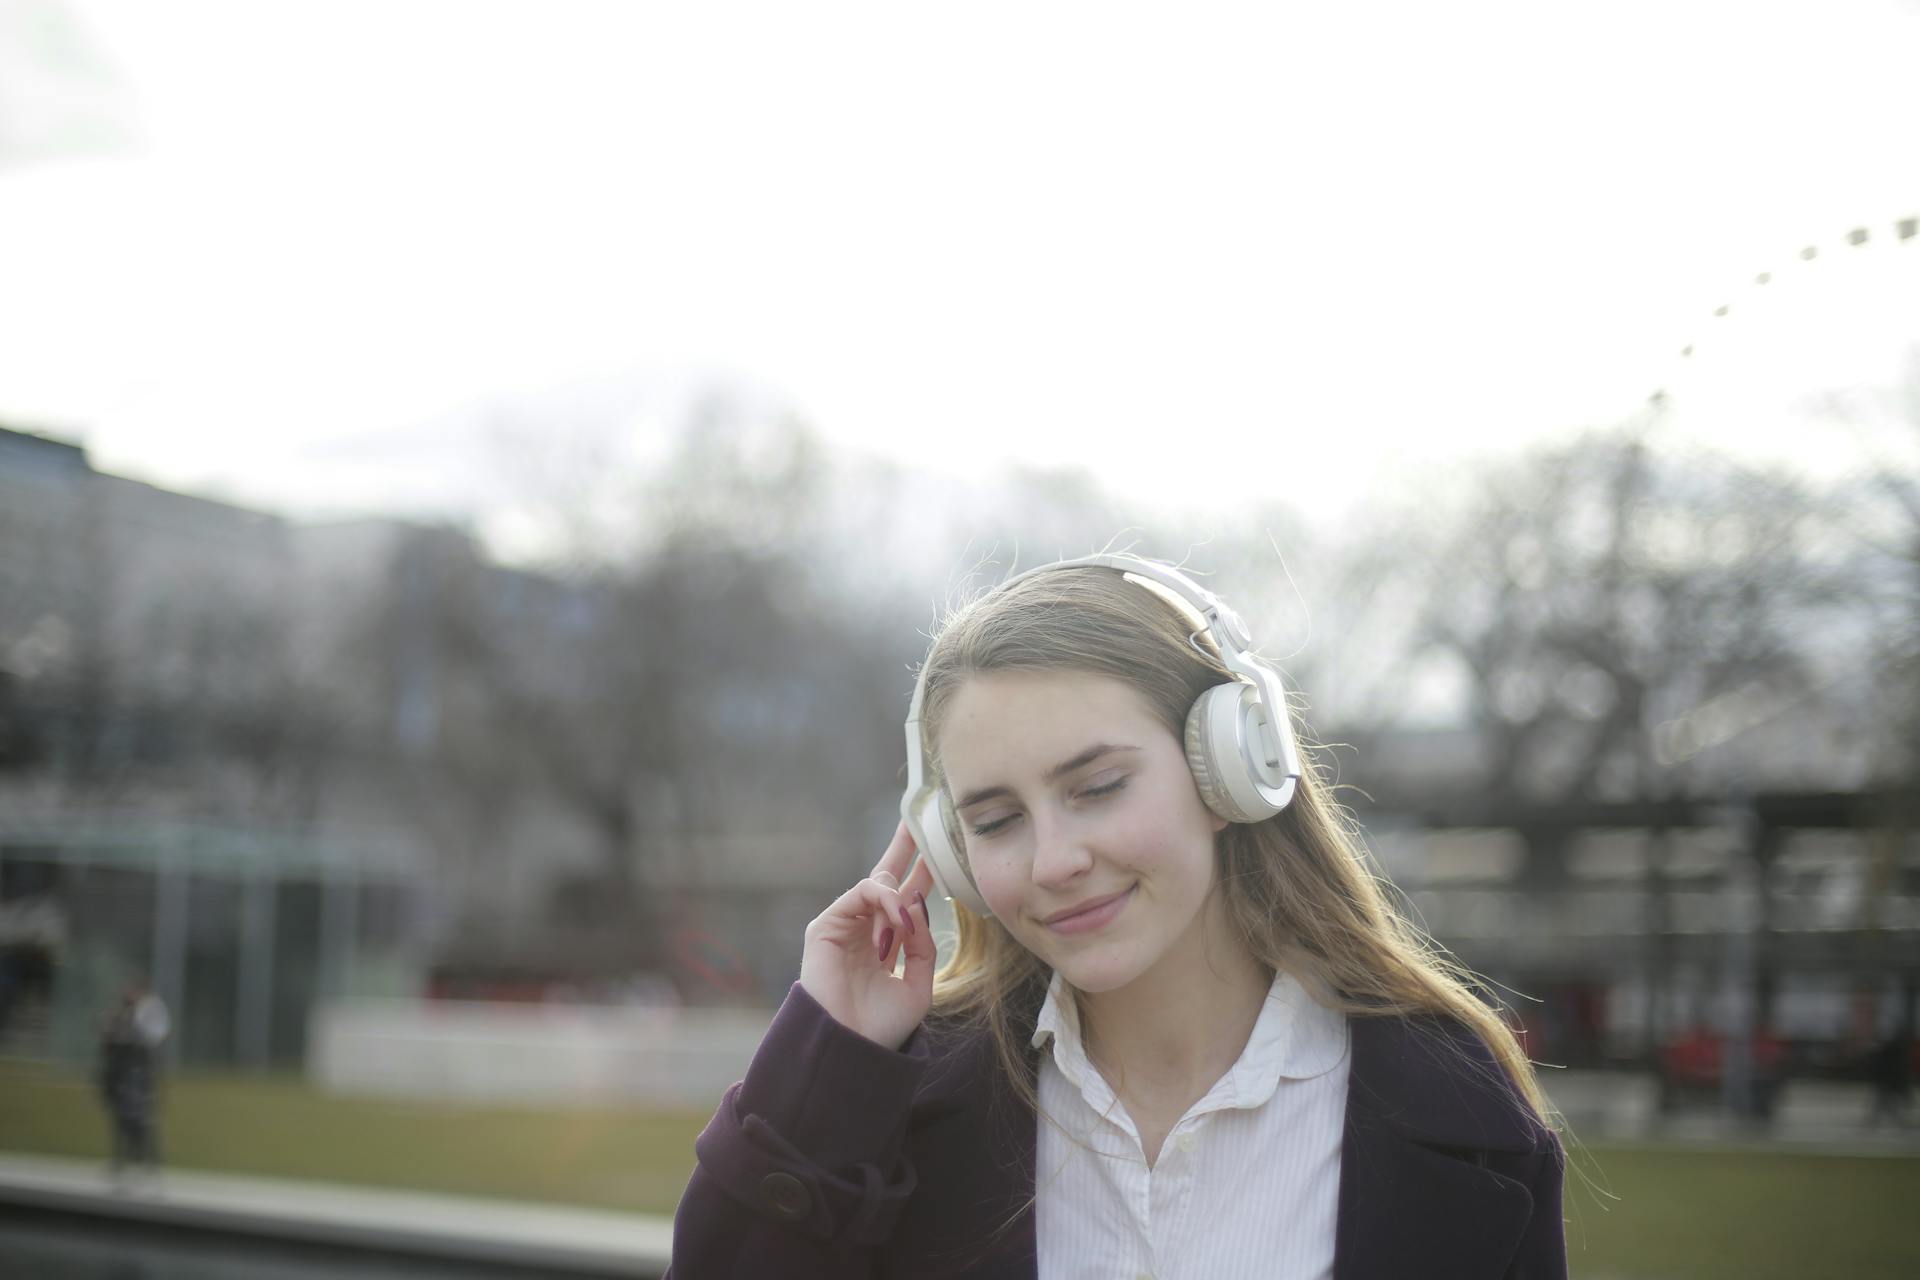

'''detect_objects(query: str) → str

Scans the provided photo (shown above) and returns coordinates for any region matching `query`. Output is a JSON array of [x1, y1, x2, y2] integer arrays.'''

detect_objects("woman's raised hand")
[[798, 820, 940, 1051]]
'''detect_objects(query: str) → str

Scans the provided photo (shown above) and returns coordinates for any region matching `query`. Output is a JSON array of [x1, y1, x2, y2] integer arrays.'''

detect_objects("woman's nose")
[[1029, 813, 1094, 888]]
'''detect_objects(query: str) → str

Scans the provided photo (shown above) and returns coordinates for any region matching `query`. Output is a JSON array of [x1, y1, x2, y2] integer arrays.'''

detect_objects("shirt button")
[[1135, 1273, 1153, 1280], [1175, 1133, 1199, 1153], [759, 1171, 811, 1222]]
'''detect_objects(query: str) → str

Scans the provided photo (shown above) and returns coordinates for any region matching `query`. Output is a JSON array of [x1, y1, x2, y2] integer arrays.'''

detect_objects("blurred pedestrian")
[[97, 975, 170, 1182], [1865, 1032, 1912, 1129]]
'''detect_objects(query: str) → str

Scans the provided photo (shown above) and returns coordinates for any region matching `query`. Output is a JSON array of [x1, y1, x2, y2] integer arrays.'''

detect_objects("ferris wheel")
[[1648, 211, 1920, 408]]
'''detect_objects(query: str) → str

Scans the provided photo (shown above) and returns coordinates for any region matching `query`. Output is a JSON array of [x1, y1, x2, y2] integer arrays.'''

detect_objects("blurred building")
[[0, 424, 880, 1066], [0, 821, 418, 1067], [0, 426, 432, 1065]]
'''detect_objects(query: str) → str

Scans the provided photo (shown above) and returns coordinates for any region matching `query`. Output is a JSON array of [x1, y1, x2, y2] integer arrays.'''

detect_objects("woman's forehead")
[[937, 670, 1162, 776]]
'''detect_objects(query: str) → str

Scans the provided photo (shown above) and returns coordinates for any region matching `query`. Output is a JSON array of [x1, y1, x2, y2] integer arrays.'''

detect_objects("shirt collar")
[[1030, 965, 1348, 1113]]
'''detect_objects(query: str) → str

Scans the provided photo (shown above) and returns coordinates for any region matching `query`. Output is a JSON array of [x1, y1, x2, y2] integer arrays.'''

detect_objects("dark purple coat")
[[669, 982, 1566, 1278]]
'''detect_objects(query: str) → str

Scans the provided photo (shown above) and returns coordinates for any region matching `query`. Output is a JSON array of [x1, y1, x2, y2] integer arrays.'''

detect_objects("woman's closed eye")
[[967, 776, 1130, 838]]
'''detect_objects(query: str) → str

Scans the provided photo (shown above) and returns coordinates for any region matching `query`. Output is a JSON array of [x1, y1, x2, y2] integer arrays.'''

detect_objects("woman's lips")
[[1042, 885, 1135, 935]]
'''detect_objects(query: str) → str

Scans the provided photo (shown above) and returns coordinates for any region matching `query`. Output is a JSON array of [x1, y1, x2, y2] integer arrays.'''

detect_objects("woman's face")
[[937, 669, 1229, 995]]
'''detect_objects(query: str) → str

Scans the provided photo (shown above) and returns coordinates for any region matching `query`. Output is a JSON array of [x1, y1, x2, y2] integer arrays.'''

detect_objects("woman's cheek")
[[971, 850, 1024, 922]]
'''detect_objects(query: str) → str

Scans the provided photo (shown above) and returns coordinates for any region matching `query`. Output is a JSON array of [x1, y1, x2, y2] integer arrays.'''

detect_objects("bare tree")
[[1836, 349, 1920, 781], [1377, 429, 1845, 803]]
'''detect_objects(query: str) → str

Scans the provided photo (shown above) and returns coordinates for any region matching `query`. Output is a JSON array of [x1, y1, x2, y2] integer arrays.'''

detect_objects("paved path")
[[0, 1152, 673, 1277], [1544, 1071, 1920, 1153]]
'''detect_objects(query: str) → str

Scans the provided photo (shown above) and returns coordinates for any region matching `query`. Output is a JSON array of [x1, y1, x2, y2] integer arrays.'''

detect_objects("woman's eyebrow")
[[953, 743, 1140, 810]]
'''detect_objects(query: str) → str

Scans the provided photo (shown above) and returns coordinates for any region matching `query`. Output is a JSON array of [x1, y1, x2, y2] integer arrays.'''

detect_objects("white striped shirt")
[[1030, 967, 1351, 1280]]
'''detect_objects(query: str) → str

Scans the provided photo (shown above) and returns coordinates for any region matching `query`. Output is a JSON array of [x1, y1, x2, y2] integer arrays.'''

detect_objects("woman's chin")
[[1045, 946, 1150, 996]]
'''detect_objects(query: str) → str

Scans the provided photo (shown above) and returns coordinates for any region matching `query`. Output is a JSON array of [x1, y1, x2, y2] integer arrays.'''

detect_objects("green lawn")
[[0, 1058, 708, 1214], [1557, 1140, 1920, 1279], [5, 1059, 1917, 1277]]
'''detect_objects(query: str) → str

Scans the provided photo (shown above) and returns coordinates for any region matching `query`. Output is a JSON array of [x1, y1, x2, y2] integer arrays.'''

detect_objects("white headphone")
[[899, 554, 1303, 918]]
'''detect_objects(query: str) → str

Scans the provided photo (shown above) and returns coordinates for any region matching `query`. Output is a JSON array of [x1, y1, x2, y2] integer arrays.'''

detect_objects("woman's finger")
[[812, 877, 911, 949], [897, 889, 938, 988], [834, 877, 920, 941], [901, 853, 938, 907], [870, 820, 917, 888], [882, 884, 933, 973]]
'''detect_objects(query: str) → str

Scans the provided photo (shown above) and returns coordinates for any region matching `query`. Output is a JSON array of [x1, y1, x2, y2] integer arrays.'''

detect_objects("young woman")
[[669, 554, 1567, 1279]]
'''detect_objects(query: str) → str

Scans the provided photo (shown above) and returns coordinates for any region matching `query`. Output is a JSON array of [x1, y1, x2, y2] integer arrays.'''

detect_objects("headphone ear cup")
[[936, 792, 993, 914], [1184, 682, 1274, 825], [909, 788, 992, 918]]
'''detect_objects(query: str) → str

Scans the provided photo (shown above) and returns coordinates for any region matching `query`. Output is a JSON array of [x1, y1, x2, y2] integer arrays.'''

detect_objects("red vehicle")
[[1658, 1025, 1787, 1116]]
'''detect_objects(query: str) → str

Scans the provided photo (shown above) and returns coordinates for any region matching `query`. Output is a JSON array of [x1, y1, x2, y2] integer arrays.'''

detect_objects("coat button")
[[760, 1171, 811, 1222]]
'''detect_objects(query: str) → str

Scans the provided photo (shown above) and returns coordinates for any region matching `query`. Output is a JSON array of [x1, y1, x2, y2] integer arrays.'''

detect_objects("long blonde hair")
[[919, 562, 1555, 1131]]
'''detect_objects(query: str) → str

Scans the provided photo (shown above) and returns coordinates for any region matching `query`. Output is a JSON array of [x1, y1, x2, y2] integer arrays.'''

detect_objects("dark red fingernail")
[[876, 927, 894, 961], [914, 891, 928, 918], [898, 906, 914, 936]]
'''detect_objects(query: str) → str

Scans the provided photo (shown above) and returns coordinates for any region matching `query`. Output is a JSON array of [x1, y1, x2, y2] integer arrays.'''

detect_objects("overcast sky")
[[2, 0, 1917, 558]]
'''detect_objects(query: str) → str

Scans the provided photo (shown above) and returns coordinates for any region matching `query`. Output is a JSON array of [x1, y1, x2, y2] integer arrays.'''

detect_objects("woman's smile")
[[1040, 883, 1136, 936]]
